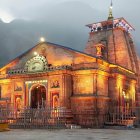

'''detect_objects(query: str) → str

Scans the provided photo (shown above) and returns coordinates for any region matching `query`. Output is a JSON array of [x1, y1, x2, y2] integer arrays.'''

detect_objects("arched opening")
[[30, 85, 46, 108]]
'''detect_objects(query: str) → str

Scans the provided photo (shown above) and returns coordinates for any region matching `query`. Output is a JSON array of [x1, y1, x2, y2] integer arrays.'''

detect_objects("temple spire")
[[108, 0, 114, 20]]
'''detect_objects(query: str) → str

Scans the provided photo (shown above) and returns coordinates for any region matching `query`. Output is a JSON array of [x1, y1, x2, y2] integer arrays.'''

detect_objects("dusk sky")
[[0, 0, 140, 66]]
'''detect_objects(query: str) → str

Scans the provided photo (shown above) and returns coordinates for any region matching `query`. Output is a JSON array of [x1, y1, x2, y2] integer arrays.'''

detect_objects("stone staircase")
[[64, 109, 81, 129]]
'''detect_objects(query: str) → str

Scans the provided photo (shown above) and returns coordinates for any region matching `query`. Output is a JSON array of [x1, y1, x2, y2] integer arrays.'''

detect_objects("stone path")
[[0, 129, 140, 140]]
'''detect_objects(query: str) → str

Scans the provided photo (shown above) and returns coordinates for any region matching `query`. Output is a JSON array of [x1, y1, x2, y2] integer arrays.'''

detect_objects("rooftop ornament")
[[86, 0, 134, 33], [108, 0, 114, 20]]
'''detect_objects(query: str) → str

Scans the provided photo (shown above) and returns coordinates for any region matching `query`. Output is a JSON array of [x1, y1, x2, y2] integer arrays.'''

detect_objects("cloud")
[[0, 0, 140, 67]]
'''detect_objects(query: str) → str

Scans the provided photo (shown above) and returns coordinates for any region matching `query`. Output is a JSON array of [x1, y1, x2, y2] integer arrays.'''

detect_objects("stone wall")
[[85, 28, 137, 72], [71, 96, 109, 127]]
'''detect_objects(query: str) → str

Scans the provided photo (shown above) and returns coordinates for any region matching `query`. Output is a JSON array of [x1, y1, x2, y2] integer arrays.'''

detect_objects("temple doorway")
[[30, 85, 46, 108]]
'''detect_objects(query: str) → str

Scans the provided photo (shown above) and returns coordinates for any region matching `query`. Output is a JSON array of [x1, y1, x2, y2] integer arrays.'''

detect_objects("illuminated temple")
[[0, 3, 140, 126]]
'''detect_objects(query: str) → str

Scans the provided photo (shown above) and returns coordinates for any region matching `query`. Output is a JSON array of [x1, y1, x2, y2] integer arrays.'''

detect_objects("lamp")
[[40, 37, 45, 42]]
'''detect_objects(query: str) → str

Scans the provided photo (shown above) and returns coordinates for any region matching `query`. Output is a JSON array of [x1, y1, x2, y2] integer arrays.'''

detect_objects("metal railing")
[[0, 107, 140, 129], [104, 107, 140, 126], [0, 107, 72, 129]]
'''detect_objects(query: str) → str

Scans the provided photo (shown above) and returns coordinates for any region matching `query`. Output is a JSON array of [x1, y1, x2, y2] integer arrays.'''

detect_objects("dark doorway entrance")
[[31, 85, 46, 108]]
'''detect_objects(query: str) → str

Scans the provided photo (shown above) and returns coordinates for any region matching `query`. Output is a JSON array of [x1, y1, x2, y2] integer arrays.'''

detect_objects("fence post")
[[24, 107, 26, 129]]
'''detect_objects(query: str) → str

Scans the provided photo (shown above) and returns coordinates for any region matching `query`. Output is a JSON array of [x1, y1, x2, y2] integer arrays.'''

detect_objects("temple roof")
[[17, 41, 98, 60], [0, 42, 99, 71]]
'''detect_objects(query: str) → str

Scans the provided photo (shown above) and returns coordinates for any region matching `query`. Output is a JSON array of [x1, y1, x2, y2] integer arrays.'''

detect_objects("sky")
[[0, 0, 140, 66]]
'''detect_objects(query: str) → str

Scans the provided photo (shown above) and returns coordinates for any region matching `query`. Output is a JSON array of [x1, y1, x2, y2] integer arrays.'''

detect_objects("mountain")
[[0, 1, 139, 67]]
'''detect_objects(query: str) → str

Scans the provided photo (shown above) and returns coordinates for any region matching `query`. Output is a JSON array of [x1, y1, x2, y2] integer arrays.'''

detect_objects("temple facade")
[[0, 4, 140, 127]]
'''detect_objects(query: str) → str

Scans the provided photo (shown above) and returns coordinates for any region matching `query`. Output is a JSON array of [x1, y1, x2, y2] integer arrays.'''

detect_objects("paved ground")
[[0, 128, 140, 140]]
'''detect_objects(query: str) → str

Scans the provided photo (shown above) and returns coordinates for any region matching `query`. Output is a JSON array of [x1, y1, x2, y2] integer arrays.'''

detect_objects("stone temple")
[[0, 2, 140, 127]]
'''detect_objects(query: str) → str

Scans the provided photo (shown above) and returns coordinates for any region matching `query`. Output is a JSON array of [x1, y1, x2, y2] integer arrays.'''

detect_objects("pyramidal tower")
[[85, 1, 139, 73], [84, 0, 140, 107]]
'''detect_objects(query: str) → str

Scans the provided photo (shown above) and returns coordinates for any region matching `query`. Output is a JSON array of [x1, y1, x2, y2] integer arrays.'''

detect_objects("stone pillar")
[[61, 74, 72, 108]]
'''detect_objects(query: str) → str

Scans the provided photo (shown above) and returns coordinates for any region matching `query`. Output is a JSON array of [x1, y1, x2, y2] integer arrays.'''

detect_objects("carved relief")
[[40, 47, 46, 55], [14, 81, 23, 91], [25, 55, 48, 72], [51, 80, 60, 88]]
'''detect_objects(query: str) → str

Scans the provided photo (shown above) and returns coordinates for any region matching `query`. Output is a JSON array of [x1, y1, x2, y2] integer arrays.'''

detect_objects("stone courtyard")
[[0, 129, 140, 140]]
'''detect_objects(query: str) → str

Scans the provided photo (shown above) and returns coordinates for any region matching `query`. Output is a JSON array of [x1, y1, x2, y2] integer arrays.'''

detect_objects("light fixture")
[[25, 80, 48, 84], [122, 91, 126, 98], [40, 37, 45, 42], [34, 52, 38, 55]]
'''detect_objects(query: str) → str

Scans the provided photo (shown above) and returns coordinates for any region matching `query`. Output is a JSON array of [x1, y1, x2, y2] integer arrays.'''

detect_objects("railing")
[[73, 110, 101, 128], [0, 107, 140, 129], [0, 107, 72, 129], [104, 107, 139, 126], [104, 113, 136, 126], [7, 65, 72, 75], [72, 63, 98, 70], [72, 62, 110, 72], [73, 107, 139, 127]]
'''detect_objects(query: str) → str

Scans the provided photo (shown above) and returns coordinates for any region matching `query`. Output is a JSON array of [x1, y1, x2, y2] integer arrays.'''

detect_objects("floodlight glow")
[[34, 52, 38, 55], [40, 37, 45, 42]]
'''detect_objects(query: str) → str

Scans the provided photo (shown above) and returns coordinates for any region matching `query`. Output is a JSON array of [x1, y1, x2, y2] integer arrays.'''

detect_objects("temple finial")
[[108, 0, 114, 20]]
